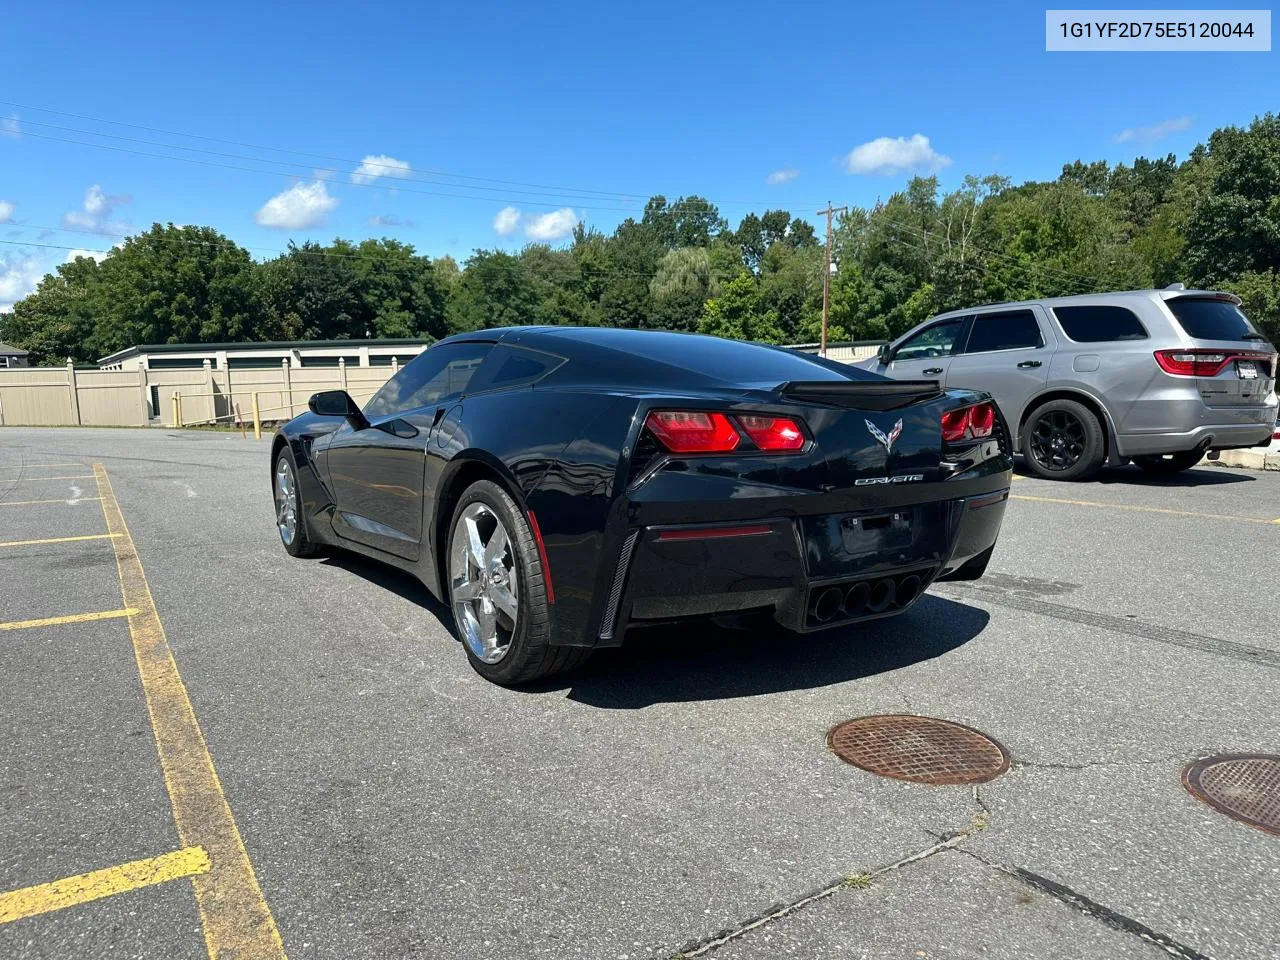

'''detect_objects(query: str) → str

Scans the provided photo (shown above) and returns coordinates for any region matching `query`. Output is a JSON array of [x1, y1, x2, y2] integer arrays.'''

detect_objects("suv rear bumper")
[[1118, 419, 1276, 456]]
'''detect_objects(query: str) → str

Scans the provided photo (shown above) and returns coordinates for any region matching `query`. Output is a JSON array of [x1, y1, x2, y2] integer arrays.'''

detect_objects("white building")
[[97, 338, 430, 371]]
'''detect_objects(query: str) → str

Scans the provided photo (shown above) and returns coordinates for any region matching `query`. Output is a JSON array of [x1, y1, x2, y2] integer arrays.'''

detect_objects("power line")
[[13, 117, 654, 207], [0, 99, 654, 201], [3, 101, 824, 213]]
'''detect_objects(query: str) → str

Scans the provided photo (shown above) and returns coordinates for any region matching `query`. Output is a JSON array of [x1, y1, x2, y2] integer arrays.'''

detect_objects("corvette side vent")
[[778, 379, 942, 411], [598, 530, 640, 641]]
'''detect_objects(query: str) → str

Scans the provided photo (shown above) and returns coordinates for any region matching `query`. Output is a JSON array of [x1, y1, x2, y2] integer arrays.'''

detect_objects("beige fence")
[[0, 359, 401, 429], [0, 343, 887, 430]]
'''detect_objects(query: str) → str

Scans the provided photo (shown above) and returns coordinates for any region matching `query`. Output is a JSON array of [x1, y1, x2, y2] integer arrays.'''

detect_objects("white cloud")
[[1, 114, 19, 138], [64, 248, 112, 264], [351, 154, 412, 185], [61, 185, 133, 235], [523, 207, 578, 241], [369, 214, 413, 228], [766, 168, 799, 185], [1114, 116, 1193, 143], [492, 206, 521, 236], [0, 201, 14, 223], [254, 181, 339, 230], [0, 255, 46, 311], [843, 134, 951, 176]]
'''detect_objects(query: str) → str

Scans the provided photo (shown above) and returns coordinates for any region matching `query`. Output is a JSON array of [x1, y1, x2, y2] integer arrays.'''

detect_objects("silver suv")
[[860, 288, 1278, 480]]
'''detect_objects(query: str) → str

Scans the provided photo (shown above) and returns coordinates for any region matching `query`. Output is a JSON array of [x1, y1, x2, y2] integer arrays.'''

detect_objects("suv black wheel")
[[1131, 450, 1204, 475], [1021, 399, 1105, 481]]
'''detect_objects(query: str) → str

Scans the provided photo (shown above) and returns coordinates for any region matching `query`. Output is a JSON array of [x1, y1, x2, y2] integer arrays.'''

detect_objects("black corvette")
[[270, 327, 1011, 684]]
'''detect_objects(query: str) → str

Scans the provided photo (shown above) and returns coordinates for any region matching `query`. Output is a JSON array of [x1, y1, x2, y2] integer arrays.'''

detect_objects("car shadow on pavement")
[[546, 594, 989, 709], [317, 551, 989, 708], [1014, 462, 1254, 487], [1090, 465, 1255, 487], [318, 551, 453, 621]]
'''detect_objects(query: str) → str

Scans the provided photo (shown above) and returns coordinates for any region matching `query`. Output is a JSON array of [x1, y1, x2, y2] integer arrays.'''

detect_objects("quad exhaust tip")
[[808, 570, 931, 626], [867, 578, 896, 613], [812, 586, 843, 622], [895, 575, 922, 606], [843, 581, 871, 617]]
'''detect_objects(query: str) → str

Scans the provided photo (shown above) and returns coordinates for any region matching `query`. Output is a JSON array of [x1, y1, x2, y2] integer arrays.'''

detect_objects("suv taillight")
[[1155, 349, 1278, 378], [644, 410, 806, 454], [941, 401, 996, 443]]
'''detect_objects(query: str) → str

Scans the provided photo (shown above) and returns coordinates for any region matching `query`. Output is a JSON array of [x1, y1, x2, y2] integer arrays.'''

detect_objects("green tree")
[[649, 247, 717, 332], [446, 250, 539, 331], [1185, 113, 1280, 284], [698, 272, 783, 343]]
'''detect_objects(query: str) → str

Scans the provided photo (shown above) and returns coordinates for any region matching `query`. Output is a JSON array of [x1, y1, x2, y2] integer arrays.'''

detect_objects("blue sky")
[[2, 0, 1276, 307]]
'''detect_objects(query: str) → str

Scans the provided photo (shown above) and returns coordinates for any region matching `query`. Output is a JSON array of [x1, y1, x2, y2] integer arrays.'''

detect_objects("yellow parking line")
[[0, 496, 103, 507], [93, 464, 288, 960], [1010, 493, 1279, 526], [6, 475, 96, 482], [0, 847, 210, 925], [0, 533, 120, 549], [0, 608, 137, 631]]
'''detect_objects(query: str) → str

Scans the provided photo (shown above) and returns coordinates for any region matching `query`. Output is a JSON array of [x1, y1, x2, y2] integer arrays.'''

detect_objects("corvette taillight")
[[644, 411, 806, 454], [941, 401, 996, 443], [645, 411, 740, 453], [737, 415, 805, 451]]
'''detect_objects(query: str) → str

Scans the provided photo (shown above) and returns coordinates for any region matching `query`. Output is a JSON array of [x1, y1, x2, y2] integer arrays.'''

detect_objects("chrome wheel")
[[450, 502, 519, 664], [274, 458, 298, 545]]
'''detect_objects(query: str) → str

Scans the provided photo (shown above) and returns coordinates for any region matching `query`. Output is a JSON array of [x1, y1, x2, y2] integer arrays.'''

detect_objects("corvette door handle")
[[1017, 360, 1042, 369], [923, 367, 943, 375]]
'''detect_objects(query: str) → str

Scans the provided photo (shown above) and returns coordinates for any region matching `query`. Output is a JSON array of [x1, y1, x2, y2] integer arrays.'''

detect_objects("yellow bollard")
[[172, 392, 182, 428], [251, 392, 262, 440]]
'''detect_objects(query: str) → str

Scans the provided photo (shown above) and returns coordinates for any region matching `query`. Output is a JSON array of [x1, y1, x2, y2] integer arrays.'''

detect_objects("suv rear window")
[[1053, 305, 1148, 342], [1166, 298, 1259, 342], [963, 310, 1042, 353]]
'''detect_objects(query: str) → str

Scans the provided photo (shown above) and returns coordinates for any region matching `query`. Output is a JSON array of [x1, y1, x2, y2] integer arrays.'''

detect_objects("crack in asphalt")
[[666, 833, 970, 959], [955, 848, 1215, 960], [1010, 754, 1200, 772], [936, 584, 1280, 670]]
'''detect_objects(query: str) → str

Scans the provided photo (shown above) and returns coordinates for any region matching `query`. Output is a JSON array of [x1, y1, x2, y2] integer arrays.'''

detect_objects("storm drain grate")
[[827, 715, 1010, 785], [1183, 754, 1280, 837]]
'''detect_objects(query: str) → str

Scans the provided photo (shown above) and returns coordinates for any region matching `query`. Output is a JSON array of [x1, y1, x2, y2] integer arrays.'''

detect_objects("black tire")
[[447, 479, 591, 685], [273, 447, 320, 558], [1020, 399, 1106, 481], [1131, 450, 1204, 475]]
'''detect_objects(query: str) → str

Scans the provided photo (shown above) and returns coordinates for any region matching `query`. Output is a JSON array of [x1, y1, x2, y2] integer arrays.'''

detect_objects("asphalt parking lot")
[[1, 426, 1277, 960]]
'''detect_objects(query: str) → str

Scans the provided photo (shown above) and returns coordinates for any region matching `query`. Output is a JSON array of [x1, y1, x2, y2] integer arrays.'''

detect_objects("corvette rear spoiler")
[[777, 379, 943, 411]]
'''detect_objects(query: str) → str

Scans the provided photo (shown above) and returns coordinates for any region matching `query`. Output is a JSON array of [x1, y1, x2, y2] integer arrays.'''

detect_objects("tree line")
[[4, 113, 1278, 366]]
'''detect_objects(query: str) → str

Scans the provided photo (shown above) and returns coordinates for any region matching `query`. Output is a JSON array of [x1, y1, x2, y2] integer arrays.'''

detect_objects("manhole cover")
[[1183, 754, 1280, 836], [827, 715, 1009, 785]]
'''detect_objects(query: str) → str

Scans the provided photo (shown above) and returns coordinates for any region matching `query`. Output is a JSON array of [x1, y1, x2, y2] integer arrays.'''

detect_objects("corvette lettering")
[[855, 474, 925, 485]]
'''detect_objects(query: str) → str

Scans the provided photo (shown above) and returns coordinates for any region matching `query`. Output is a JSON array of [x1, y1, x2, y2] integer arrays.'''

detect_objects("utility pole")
[[817, 202, 847, 357]]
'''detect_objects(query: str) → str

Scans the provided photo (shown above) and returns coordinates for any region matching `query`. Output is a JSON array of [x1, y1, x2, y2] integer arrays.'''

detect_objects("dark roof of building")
[[97, 338, 430, 365], [0, 342, 30, 356]]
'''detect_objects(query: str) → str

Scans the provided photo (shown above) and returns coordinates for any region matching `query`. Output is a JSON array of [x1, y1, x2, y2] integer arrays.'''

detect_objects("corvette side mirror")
[[309, 390, 369, 430]]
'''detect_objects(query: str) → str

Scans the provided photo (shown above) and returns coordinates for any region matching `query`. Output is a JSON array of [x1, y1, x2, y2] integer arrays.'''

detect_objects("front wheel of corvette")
[[447, 480, 589, 685], [274, 448, 319, 558]]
